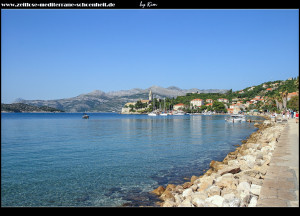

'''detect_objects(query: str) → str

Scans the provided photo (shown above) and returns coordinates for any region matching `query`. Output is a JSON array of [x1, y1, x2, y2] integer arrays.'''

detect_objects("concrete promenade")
[[257, 118, 299, 207]]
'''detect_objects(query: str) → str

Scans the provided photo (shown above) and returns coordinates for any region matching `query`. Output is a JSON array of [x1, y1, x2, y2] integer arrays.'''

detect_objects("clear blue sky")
[[1, 9, 299, 103]]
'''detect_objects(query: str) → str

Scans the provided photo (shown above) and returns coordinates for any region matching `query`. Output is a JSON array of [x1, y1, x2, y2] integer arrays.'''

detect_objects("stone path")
[[257, 119, 299, 207]]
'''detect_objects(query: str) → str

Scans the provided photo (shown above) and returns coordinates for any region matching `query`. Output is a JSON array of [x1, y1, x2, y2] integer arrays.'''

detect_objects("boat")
[[160, 98, 168, 116], [225, 114, 245, 122], [82, 113, 89, 119], [173, 110, 186, 115], [148, 96, 159, 116], [148, 112, 157, 116]]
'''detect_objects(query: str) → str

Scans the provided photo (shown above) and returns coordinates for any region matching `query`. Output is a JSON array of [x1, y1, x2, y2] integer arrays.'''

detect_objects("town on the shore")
[[121, 77, 299, 116]]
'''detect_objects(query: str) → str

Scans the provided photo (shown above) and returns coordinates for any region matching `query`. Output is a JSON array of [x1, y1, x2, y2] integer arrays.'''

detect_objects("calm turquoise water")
[[1, 113, 262, 207]]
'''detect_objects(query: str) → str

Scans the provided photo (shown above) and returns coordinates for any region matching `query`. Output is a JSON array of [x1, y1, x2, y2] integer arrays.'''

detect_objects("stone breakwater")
[[151, 118, 287, 207]]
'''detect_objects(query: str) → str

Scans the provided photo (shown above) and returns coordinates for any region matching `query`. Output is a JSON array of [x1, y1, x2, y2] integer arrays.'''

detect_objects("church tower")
[[149, 90, 153, 101]]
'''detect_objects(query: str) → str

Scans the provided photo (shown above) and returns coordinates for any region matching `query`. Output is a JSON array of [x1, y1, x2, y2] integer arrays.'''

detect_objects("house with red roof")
[[287, 92, 299, 101], [173, 103, 185, 111], [190, 99, 204, 107], [217, 98, 229, 103], [206, 99, 213, 103]]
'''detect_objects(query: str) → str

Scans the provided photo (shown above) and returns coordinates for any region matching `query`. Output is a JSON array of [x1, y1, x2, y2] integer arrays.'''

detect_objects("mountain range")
[[15, 86, 229, 112]]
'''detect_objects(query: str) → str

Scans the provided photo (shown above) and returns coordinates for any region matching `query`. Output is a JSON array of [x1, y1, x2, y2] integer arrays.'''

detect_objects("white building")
[[190, 99, 204, 107], [173, 103, 185, 111], [217, 98, 229, 103]]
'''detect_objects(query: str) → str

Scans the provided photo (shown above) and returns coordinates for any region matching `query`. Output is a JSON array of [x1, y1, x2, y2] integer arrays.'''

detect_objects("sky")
[[1, 9, 299, 103]]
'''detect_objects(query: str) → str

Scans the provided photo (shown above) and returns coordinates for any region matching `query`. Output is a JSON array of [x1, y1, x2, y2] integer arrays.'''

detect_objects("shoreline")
[[149, 114, 288, 207]]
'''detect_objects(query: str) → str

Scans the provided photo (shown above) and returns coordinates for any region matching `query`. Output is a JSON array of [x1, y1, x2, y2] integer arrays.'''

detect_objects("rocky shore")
[[150, 116, 287, 207]]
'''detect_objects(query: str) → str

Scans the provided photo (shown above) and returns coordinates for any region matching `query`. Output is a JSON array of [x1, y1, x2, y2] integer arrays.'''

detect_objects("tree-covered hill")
[[1, 103, 65, 113]]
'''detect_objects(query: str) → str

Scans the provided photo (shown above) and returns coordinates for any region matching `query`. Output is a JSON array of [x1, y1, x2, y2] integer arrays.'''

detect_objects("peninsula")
[[1, 103, 65, 113]]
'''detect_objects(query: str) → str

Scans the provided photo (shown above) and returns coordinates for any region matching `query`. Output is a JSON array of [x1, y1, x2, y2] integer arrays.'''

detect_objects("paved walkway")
[[257, 119, 299, 207]]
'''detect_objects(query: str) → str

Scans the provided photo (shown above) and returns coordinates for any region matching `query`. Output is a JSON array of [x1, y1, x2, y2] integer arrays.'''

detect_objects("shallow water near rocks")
[[1, 113, 263, 206]]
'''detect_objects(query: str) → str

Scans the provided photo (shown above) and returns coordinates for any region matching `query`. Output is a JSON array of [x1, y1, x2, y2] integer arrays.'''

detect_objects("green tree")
[[287, 96, 299, 111], [212, 101, 226, 113]]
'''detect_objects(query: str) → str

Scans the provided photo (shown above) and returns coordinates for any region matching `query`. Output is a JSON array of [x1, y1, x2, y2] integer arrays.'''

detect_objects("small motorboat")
[[148, 112, 157, 116], [225, 114, 245, 122], [160, 112, 168, 116], [82, 113, 89, 119]]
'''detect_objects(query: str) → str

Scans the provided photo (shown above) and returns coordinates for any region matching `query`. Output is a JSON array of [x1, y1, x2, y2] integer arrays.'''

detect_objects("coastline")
[[149, 114, 288, 207]]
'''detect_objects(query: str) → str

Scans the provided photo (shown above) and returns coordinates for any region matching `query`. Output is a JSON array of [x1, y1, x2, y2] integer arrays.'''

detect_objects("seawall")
[[151, 115, 298, 207]]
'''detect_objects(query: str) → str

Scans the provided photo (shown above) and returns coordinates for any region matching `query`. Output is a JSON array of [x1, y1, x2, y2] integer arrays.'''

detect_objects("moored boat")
[[225, 114, 245, 122], [173, 110, 186, 115], [148, 112, 158, 116]]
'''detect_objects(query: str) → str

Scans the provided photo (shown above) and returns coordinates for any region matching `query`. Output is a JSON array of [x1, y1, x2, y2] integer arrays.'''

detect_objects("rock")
[[227, 159, 239, 167], [197, 176, 214, 192], [241, 155, 256, 168], [182, 188, 193, 198], [160, 184, 176, 201], [205, 195, 224, 207], [239, 191, 251, 207], [218, 166, 241, 176], [165, 184, 176, 191], [222, 194, 241, 207], [178, 198, 193, 207], [190, 175, 198, 183], [255, 152, 264, 160], [191, 191, 208, 201], [191, 192, 207, 206], [238, 160, 252, 171], [191, 197, 205, 207], [237, 181, 251, 193], [237, 169, 261, 179], [203, 202, 218, 207], [174, 193, 183, 203], [191, 184, 198, 192], [162, 200, 176, 207], [248, 196, 258, 207], [215, 173, 237, 190], [250, 184, 261, 196], [182, 182, 192, 189], [174, 185, 184, 193], [205, 185, 221, 197], [151, 186, 165, 196], [160, 189, 175, 202], [210, 160, 225, 172], [220, 187, 239, 197]]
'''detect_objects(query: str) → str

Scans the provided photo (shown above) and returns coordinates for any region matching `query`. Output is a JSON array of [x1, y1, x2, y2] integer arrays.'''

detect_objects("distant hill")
[[1, 103, 65, 113], [15, 86, 229, 113]]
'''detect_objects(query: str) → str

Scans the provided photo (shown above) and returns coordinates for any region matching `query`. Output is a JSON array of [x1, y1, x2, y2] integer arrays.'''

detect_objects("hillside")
[[167, 77, 299, 113], [11, 78, 298, 113], [16, 86, 228, 112], [1, 103, 65, 113]]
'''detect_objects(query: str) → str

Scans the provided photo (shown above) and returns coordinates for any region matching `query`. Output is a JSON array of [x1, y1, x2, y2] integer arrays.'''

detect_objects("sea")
[[1, 113, 263, 207]]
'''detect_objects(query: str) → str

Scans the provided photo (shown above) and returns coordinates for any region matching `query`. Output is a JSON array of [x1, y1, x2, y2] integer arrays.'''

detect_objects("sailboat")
[[148, 96, 157, 116], [160, 98, 168, 116]]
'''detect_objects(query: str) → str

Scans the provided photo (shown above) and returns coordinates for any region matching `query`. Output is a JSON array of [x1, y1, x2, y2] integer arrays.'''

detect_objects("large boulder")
[[205, 195, 224, 207], [210, 160, 226, 172], [151, 186, 165, 196], [215, 173, 237, 190]]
